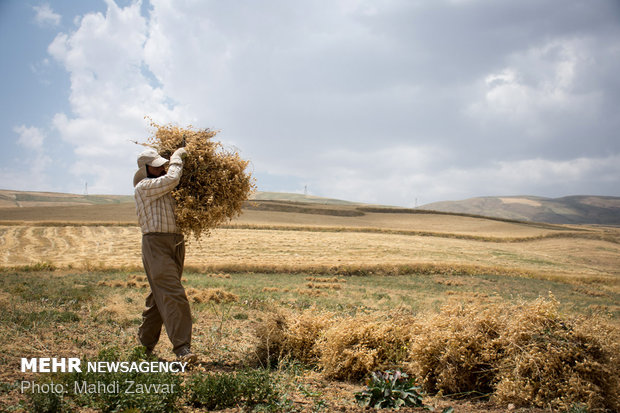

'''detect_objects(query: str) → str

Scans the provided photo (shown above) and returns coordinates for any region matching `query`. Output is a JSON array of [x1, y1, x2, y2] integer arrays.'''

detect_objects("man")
[[133, 147, 196, 363]]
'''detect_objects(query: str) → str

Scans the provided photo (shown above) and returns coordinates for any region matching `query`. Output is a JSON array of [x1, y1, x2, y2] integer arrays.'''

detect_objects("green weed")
[[355, 370, 425, 409], [187, 369, 280, 410], [233, 312, 249, 320], [1, 308, 80, 331], [1, 272, 95, 308], [60, 347, 183, 413], [25, 386, 68, 413]]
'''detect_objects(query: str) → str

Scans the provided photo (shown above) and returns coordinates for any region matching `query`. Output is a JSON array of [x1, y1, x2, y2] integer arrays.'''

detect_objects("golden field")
[[1, 194, 619, 412], [1, 200, 619, 288], [1, 225, 619, 285]]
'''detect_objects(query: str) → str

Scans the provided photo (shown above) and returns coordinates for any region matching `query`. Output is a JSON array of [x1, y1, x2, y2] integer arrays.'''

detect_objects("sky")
[[1, 0, 619, 207]]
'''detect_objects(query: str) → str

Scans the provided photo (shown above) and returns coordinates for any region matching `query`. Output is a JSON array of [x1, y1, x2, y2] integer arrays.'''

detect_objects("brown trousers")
[[138, 232, 192, 355]]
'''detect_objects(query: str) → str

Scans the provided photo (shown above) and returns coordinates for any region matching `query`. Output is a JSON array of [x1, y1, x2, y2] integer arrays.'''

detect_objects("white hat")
[[133, 149, 169, 187]]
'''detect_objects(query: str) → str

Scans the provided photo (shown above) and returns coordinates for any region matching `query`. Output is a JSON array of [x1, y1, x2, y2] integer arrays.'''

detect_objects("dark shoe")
[[176, 346, 197, 364]]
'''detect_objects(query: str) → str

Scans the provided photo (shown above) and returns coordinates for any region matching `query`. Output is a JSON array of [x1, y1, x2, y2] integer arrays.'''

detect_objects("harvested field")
[[1, 269, 618, 412], [1, 225, 619, 288], [1, 194, 619, 412], [0, 196, 587, 238]]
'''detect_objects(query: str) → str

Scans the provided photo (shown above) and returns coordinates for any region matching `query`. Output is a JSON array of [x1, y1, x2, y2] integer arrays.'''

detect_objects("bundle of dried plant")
[[143, 119, 255, 240]]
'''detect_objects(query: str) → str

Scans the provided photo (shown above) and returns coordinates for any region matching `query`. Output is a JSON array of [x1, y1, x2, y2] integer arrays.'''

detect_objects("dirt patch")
[[499, 197, 542, 207]]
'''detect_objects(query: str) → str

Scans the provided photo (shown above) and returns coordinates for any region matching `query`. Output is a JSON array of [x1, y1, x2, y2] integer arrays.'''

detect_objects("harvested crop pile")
[[186, 287, 238, 304], [254, 297, 620, 411], [254, 312, 288, 368], [306, 282, 341, 290], [146, 120, 255, 240], [98, 274, 150, 289], [254, 310, 333, 367], [94, 294, 137, 326], [319, 313, 412, 381], [305, 277, 347, 283]]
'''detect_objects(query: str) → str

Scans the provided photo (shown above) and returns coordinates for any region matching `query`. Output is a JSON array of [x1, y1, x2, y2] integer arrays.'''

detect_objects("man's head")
[[133, 149, 169, 186]]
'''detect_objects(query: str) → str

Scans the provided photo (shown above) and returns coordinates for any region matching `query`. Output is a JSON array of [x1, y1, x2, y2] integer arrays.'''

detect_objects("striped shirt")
[[134, 153, 184, 234]]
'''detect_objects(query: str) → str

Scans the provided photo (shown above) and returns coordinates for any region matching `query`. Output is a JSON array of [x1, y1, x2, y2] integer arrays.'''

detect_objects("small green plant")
[[233, 312, 249, 320], [355, 370, 425, 409], [238, 369, 280, 409], [187, 372, 239, 410], [61, 346, 183, 413], [25, 383, 68, 413], [187, 369, 279, 410], [1, 309, 80, 331]]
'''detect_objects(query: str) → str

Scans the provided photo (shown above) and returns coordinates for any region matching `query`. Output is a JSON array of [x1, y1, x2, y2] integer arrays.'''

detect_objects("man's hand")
[[173, 147, 188, 160]]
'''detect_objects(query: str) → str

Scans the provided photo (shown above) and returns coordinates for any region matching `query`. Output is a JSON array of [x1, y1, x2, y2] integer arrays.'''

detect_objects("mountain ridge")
[[420, 195, 620, 225], [1, 189, 619, 225]]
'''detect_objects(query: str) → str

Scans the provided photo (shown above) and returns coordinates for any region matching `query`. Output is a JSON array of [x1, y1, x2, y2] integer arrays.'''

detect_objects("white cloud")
[[0, 153, 53, 192], [418, 155, 620, 204], [467, 38, 601, 127], [13, 125, 46, 151], [35, 0, 620, 203], [4, 127, 56, 192], [33, 3, 61, 27], [306, 149, 620, 206], [47, 0, 192, 194]]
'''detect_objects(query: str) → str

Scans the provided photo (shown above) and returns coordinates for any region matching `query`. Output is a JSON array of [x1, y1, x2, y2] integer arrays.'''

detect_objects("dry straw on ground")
[[305, 276, 347, 283], [206, 272, 231, 279], [262, 287, 282, 292], [185, 287, 238, 304], [319, 313, 411, 381], [145, 120, 255, 240], [98, 274, 150, 289], [306, 282, 342, 290], [254, 310, 334, 367], [254, 297, 620, 411], [93, 294, 139, 326]]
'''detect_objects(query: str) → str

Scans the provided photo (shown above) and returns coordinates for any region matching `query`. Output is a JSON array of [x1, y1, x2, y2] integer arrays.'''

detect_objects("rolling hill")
[[249, 191, 359, 205], [1, 189, 619, 225], [421, 195, 620, 225], [0, 189, 354, 208]]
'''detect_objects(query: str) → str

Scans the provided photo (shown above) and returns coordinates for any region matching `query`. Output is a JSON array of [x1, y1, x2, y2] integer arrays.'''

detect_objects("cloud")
[[468, 38, 599, 130], [47, 0, 192, 194], [38, 0, 620, 203], [311, 151, 620, 206], [0, 152, 53, 193], [14, 125, 46, 151], [33, 3, 61, 27], [462, 32, 620, 164]]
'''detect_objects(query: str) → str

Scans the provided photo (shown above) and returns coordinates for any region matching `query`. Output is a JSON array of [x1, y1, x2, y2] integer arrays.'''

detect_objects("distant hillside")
[[421, 196, 620, 225], [250, 191, 359, 205], [4, 189, 618, 226], [0, 189, 355, 208], [0, 189, 133, 208]]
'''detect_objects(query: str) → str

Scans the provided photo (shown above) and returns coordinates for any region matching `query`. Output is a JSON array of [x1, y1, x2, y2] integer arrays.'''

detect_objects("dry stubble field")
[[1, 202, 619, 284], [1, 199, 619, 412]]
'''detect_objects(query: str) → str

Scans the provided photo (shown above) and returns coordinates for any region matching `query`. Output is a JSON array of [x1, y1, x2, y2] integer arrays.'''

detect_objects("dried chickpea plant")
[[141, 119, 256, 240], [253, 296, 620, 412]]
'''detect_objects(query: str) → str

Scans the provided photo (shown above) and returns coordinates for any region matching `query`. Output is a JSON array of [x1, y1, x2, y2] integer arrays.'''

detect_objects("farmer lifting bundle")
[[143, 120, 255, 240], [132, 120, 253, 362]]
